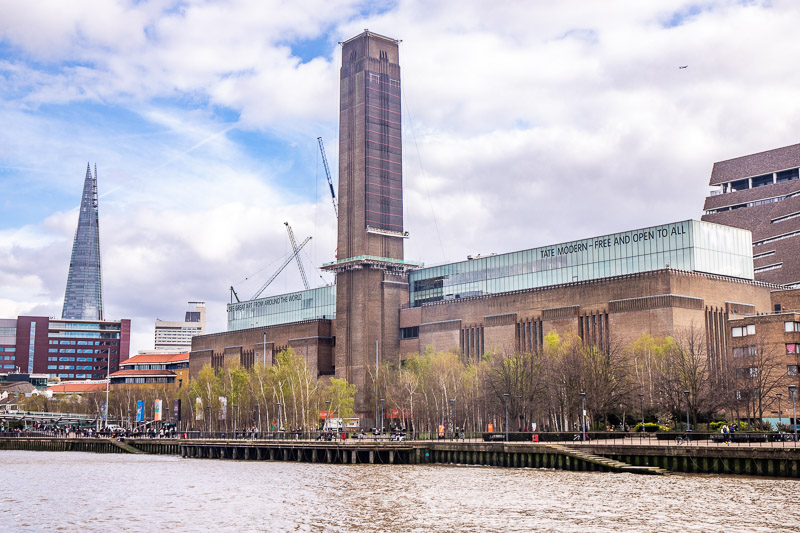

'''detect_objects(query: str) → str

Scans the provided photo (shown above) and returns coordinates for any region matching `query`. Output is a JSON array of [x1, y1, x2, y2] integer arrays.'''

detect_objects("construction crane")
[[250, 236, 312, 300], [230, 286, 241, 304], [285, 222, 309, 290], [317, 136, 337, 218]]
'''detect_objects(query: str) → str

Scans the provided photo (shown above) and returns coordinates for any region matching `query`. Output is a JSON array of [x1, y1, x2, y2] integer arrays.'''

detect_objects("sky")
[[2, 0, 800, 353]]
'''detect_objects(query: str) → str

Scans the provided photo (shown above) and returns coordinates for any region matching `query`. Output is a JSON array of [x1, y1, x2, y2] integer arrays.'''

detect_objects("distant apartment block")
[[154, 302, 205, 352], [702, 143, 800, 287], [0, 316, 130, 379]]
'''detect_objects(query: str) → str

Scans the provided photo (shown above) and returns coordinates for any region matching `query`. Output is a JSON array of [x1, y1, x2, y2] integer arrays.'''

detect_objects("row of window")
[[0, 355, 13, 361], [737, 366, 799, 378], [0, 347, 15, 352], [754, 263, 783, 273], [47, 365, 95, 370], [706, 190, 800, 215], [754, 229, 800, 247], [785, 322, 800, 333], [113, 377, 174, 384], [48, 356, 107, 362], [48, 348, 116, 354], [49, 339, 113, 346]]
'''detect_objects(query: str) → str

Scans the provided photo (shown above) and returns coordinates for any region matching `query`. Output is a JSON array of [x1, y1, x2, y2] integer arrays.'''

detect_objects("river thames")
[[1, 450, 799, 532]]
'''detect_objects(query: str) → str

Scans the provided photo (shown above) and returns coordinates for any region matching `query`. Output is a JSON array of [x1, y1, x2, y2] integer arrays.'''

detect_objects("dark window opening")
[[777, 168, 799, 183], [730, 179, 750, 192], [400, 326, 419, 339], [751, 174, 774, 188]]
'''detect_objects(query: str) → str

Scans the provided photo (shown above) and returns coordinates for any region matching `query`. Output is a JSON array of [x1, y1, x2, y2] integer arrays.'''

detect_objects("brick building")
[[727, 289, 800, 427], [702, 143, 800, 287], [189, 30, 778, 425]]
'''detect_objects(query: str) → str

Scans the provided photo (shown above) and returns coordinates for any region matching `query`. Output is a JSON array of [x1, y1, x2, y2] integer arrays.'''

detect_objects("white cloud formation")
[[1, 0, 800, 353]]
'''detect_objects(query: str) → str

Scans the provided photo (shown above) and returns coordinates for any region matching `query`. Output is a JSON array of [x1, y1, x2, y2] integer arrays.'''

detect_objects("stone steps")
[[547, 444, 671, 475]]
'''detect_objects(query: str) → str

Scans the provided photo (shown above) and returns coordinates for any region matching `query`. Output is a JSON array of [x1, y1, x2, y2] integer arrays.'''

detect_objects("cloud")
[[2, 0, 800, 353]]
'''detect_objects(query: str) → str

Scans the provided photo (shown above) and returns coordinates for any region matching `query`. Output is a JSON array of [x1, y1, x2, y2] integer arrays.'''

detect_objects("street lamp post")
[[276, 402, 282, 440], [777, 393, 783, 427], [233, 404, 238, 439], [380, 398, 385, 439], [205, 406, 210, 435], [449, 398, 455, 441], [579, 392, 586, 442], [789, 385, 798, 442], [503, 393, 510, 442], [639, 393, 645, 441], [325, 400, 331, 433], [683, 390, 691, 443], [104, 348, 111, 432]]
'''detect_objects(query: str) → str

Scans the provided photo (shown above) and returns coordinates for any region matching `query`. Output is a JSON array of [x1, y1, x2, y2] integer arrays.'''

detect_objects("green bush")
[[632, 422, 667, 433], [709, 421, 750, 432]]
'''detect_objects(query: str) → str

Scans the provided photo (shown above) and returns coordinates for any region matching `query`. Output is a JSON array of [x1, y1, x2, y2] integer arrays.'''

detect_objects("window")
[[787, 344, 798, 354], [736, 367, 758, 378], [732, 324, 755, 337], [400, 326, 419, 339], [788, 365, 798, 376], [785, 321, 800, 333], [733, 346, 756, 358]]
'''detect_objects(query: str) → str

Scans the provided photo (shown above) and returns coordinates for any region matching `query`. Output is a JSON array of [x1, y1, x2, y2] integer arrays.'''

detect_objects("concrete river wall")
[[2, 438, 799, 478]]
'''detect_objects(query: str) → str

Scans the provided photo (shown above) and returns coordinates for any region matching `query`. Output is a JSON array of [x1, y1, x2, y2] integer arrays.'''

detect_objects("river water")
[[1, 451, 799, 532]]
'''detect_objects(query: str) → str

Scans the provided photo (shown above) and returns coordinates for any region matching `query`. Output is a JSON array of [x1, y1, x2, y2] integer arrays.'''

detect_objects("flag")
[[154, 399, 162, 421], [196, 397, 203, 421], [136, 400, 145, 422], [174, 399, 182, 422]]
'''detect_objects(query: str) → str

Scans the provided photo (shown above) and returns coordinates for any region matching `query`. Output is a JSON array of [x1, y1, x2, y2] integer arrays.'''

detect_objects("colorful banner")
[[196, 397, 203, 421], [174, 399, 181, 422], [218, 396, 227, 420], [136, 400, 145, 422], [154, 399, 162, 421]]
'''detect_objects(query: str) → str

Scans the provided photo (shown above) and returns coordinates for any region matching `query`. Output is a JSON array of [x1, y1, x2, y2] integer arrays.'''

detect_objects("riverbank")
[[3, 437, 800, 478]]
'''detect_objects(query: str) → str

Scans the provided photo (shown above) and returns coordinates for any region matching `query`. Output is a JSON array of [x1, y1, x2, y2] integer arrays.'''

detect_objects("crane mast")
[[317, 136, 337, 218], [285, 222, 309, 290]]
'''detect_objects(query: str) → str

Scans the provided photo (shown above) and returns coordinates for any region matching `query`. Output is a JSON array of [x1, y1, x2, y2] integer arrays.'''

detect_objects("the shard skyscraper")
[[62, 163, 104, 320]]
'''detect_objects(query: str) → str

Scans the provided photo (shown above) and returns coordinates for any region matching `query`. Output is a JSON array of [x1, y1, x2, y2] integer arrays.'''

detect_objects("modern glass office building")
[[408, 220, 754, 307], [62, 164, 104, 321], [227, 285, 336, 331]]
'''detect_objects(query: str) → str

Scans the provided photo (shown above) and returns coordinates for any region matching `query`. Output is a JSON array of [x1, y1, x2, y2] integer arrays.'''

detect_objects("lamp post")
[[449, 398, 455, 441], [503, 393, 510, 442], [380, 398, 385, 439], [683, 390, 691, 443], [579, 392, 586, 442], [233, 404, 238, 439], [639, 393, 645, 440], [104, 348, 111, 432], [276, 402, 282, 440], [777, 393, 783, 427], [325, 400, 331, 433], [789, 385, 798, 442], [205, 406, 210, 435]]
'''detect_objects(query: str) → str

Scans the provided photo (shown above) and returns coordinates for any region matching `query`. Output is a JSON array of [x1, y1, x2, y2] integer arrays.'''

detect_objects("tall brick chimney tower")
[[323, 31, 418, 424]]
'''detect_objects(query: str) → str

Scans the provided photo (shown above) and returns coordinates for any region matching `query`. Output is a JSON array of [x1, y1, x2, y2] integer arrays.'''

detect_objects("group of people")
[[719, 423, 739, 443]]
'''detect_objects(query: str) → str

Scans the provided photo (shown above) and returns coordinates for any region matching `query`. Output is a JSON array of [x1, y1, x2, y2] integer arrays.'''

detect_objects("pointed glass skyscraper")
[[62, 163, 104, 320]]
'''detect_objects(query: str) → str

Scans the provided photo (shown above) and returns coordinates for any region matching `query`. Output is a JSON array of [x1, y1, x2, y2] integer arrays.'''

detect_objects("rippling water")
[[1, 450, 799, 532]]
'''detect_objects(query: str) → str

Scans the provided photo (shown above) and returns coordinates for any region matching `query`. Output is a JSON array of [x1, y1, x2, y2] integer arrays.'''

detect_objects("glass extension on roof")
[[408, 220, 754, 307], [227, 285, 336, 331]]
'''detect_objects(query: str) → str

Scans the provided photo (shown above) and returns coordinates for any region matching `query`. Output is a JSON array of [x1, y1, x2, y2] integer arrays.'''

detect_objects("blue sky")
[[2, 0, 800, 352]]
